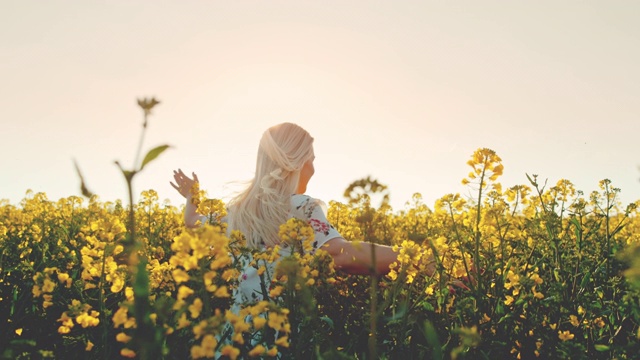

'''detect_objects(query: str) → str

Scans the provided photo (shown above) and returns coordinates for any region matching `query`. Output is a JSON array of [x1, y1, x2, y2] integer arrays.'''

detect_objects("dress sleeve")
[[291, 195, 342, 254]]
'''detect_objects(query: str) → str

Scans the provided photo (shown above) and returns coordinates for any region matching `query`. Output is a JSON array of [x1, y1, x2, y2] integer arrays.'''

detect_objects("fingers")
[[171, 170, 188, 196], [173, 169, 185, 179], [171, 169, 200, 199], [173, 169, 198, 183], [173, 169, 188, 183]]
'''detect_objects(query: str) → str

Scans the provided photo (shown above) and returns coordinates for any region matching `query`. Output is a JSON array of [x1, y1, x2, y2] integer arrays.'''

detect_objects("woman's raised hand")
[[170, 169, 199, 199]]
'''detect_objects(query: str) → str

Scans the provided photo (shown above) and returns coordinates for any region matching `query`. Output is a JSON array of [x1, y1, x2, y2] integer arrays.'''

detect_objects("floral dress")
[[233, 194, 341, 304]]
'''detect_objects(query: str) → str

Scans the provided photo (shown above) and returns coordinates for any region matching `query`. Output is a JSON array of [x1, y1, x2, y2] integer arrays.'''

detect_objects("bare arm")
[[321, 237, 469, 290], [170, 169, 205, 228], [323, 237, 435, 277]]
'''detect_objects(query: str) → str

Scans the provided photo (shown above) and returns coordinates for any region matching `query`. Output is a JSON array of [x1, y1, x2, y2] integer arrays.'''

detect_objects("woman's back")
[[234, 194, 340, 304]]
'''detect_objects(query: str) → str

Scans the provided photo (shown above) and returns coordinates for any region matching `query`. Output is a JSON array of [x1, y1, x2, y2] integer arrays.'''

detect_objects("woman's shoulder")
[[290, 194, 326, 206], [290, 194, 328, 217]]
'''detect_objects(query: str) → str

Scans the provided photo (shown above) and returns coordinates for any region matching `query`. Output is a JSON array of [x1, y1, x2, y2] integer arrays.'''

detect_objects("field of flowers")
[[2, 146, 640, 359]]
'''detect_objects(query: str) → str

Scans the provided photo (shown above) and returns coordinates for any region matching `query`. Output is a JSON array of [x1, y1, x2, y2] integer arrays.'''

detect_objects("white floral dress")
[[233, 194, 342, 304]]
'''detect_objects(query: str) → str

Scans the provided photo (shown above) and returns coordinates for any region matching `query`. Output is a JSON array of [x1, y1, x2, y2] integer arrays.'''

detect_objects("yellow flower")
[[504, 295, 514, 306], [202, 334, 217, 350], [269, 285, 284, 298], [248, 344, 266, 357], [253, 316, 267, 330], [189, 298, 203, 318], [532, 286, 544, 300], [172, 269, 190, 284], [120, 348, 136, 358], [190, 345, 205, 359], [178, 285, 195, 301], [57, 273, 69, 283], [387, 268, 398, 281], [191, 334, 217, 358], [125, 287, 134, 302], [257, 266, 266, 276], [85, 340, 94, 351], [58, 313, 74, 328], [42, 278, 56, 293], [221, 268, 239, 281], [529, 273, 543, 285], [214, 286, 230, 298], [84, 283, 97, 290], [42, 294, 54, 308], [110, 276, 124, 293], [275, 335, 289, 347], [558, 330, 574, 341], [177, 313, 191, 329], [425, 285, 435, 296], [15, 328, 22, 336], [112, 306, 129, 328], [248, 301, 270, 317], [219, 345, 240, 360], [268, 312, 287, 332], [266, 346, 279, 357], [116, 332, 132, 343], [570, 315, 580, 327], [76, 312, 100, 328]]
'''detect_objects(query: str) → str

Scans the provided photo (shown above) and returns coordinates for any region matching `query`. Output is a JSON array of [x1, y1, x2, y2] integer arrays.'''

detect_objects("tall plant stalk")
[[76, 97, 169, 359]]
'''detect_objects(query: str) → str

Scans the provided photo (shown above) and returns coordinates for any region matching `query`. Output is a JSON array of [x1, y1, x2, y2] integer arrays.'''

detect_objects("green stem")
[[97, 243, 109, 359], [369, 272, 378, 360], [474, 166, 486, 296], [368, 217, 378, 357], [134, 113, 148, 170]]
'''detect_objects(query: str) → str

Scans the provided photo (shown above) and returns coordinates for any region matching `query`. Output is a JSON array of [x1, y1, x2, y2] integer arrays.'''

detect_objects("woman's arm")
[[322, 237, 469, 290], [170, 169, 204, 228], [322, 237, 435, 277]]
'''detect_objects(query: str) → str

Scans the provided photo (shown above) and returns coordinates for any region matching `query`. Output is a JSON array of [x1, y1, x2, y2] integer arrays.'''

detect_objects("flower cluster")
[[2, 147, 640, 359]]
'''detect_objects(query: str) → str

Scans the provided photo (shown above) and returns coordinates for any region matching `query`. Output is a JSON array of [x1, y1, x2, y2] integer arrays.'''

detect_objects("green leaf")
[[134, 259, 150, 299], [570, 217, 582, 243], [579, 271, 591, 289], [140, 144, 170, 171], [594, 344, 610, 351], [9, 339, 37, 347], [525, 173, 536, 186], [497, 314, 512, 324], [422, 301, 435, 312], [320, 316, 334, 329], [495, 302, 504, 316], [424, 320, 443, 360], [73, 159, 94, 198], [114, 160, 136, 182]]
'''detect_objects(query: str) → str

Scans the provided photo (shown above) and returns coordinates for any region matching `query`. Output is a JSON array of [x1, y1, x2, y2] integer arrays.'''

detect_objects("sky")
[[1, 1, 639, 211]]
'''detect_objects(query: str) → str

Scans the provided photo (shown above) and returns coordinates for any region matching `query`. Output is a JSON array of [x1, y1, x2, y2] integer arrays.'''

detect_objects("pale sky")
[[1, 1, 639, 211]]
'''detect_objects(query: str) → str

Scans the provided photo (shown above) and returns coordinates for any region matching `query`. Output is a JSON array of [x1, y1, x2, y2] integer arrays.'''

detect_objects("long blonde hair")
[[227, 123, 315, 248]]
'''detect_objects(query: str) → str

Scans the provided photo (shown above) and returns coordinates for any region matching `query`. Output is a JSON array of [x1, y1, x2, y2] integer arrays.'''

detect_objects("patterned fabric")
[[234, 194, 341, 304]]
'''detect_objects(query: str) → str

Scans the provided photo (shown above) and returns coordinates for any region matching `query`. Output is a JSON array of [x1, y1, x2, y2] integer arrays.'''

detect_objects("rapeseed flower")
[[558, 330, 574, 341]]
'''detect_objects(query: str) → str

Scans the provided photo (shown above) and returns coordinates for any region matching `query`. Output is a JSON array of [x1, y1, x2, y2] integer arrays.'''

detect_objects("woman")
[[171, 122, 437, 302]]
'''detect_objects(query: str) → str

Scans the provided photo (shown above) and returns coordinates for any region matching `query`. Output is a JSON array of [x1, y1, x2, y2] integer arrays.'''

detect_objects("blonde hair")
[[227, 123, 314, 248]]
